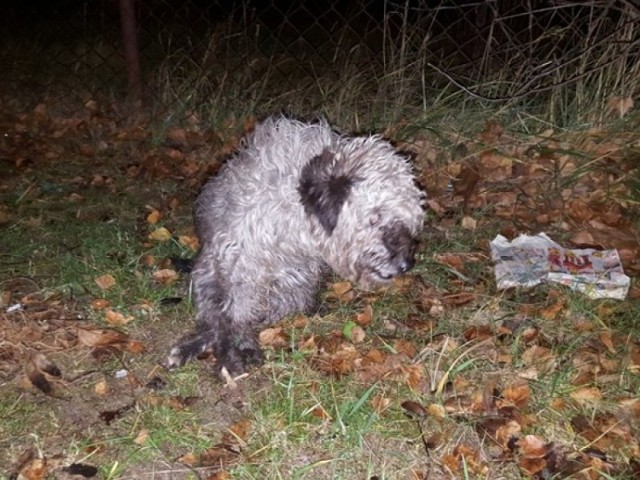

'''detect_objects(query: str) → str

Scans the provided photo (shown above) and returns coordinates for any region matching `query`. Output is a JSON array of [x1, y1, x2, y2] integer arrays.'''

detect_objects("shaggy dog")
[[167, 116, 424, 376]]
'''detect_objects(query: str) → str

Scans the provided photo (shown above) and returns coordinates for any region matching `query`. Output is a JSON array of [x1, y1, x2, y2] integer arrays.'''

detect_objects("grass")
[[1, 134, 639, 478]]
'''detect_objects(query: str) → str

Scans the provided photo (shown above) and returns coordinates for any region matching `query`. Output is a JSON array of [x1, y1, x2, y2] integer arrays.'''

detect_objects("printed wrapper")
[[490, 233, 630, 299]]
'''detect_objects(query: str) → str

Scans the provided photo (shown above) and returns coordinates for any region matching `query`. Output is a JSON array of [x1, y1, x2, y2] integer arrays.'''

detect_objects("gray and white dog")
[[167, 116, 424, 376]]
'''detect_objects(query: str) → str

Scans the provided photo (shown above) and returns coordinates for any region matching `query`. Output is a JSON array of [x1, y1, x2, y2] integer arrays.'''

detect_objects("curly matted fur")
[[167, 116, 425, 376]]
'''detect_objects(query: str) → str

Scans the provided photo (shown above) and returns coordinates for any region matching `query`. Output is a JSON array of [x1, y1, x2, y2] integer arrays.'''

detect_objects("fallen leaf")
[[478, 120, 504, 144], [461, 215, 477, 230], [176, 452, 198, 466], [146, 209, 161, 224], [355, 304, 373, 326], [133, 429, 149, 445], [152, 268, 179, 285], [94, 274, 116, 290], [148, 227, 172, 242], [94, 379, 109, 396], [104, 309, 134, 326], [90, 298, 110, 310], [222, 418, 252, 445], [343, 321, 365, 343], [326, 281, 355, 303], [427, 403, 447, 419], [570, 386, 602, 404], [259, 327, 289, 348], [25, 353, 61, 395], [76, 327, 130, 348], [18, 457, 48, 480], [371, 395, 391, 414], [401, 400, 427, 419], [310, 405, 331, 419], [521, 345, 556, 373], [605, 96, 634, 118], [292, 314, 309, 328], [178, 234, 199, 251], [499, 381, 531, 409]]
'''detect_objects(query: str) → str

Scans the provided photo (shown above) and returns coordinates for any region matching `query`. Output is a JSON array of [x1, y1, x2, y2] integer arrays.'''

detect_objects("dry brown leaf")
[[297, 335, 316, 351], [401, 400, 427, 419], [199, 444, 240, 467], [328, 281, 354, 302], [104, 309, 134, 326], [442, 292, 476, 306], [176, 452, 198, 466], [461, 215, 477, 230], [519, 456, 548, 476], [148, 227, 172, 242], [605, 96, 634, 118], [496, 420, 522, 449], [94, 274, 116, 290], [133, 429, 150, 445], [94, 379, 109, 396], [76, 326, 130, 348], [394, 339, 417, 358], [427, 403, 447, 419], [90, 298, 110, 310], [363, 348, 386, 364], [259, 327, 289, 348], [178, 234, 199, 251], [312, 343, 359, 376], [18, 458, 48, 480], [539, 298, 565, 321], [152, 268, 179, 285], [500, 382, 531, 409], [521, 345, 556, 374], [433, 253, 465, 270], [292, 314, 309, 328], [310, 405, 331, 419], [478, 120, 504, 144], [518, 434, 551, 458], [25, 353, 61, 395], [348, 324, 366, 343], [140, 253, 156, 267], [146, 208, 161, 224], [463, 325, 493, 342], [570, 386, 602, 404], [355, 304, 373, 326], [442, 444, 488, 475], [223, 418, 252, 445], [126, 340, 146, 353], [371, 395, 391, 414], [598, 331, 616, 354]]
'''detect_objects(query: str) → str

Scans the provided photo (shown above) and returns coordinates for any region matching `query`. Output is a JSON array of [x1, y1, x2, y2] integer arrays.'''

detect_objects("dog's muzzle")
[[382, 223, 418, 275]]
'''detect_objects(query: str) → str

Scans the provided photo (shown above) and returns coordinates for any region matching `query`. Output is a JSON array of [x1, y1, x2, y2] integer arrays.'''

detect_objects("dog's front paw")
[[166, 332, 213, 370], [215, 343, 264, 378], [166, 345, 188, 370]]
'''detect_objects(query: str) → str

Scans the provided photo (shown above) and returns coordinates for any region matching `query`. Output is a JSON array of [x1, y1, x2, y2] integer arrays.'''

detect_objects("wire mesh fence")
[[2, 0, 639, 125]]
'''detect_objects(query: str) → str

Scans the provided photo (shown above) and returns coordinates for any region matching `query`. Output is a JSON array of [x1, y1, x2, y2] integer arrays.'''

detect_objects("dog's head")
[[298, 136, 425, 288]]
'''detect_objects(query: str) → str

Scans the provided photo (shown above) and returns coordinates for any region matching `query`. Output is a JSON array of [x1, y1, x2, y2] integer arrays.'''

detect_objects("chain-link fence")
[[2, 1, 639, 124]]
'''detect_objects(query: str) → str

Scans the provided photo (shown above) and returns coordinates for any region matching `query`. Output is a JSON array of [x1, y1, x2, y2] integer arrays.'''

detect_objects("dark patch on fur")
[[382, 223, 417, 273], [298, 149, 353, 235]]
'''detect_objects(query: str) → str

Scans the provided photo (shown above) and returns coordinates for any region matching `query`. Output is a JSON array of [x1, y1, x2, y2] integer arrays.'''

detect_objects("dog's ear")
[[298, 149, 353, 235]]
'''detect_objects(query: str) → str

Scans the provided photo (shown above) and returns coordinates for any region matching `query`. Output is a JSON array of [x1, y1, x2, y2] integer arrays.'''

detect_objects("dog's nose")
[[398, 255, 415, 273]]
